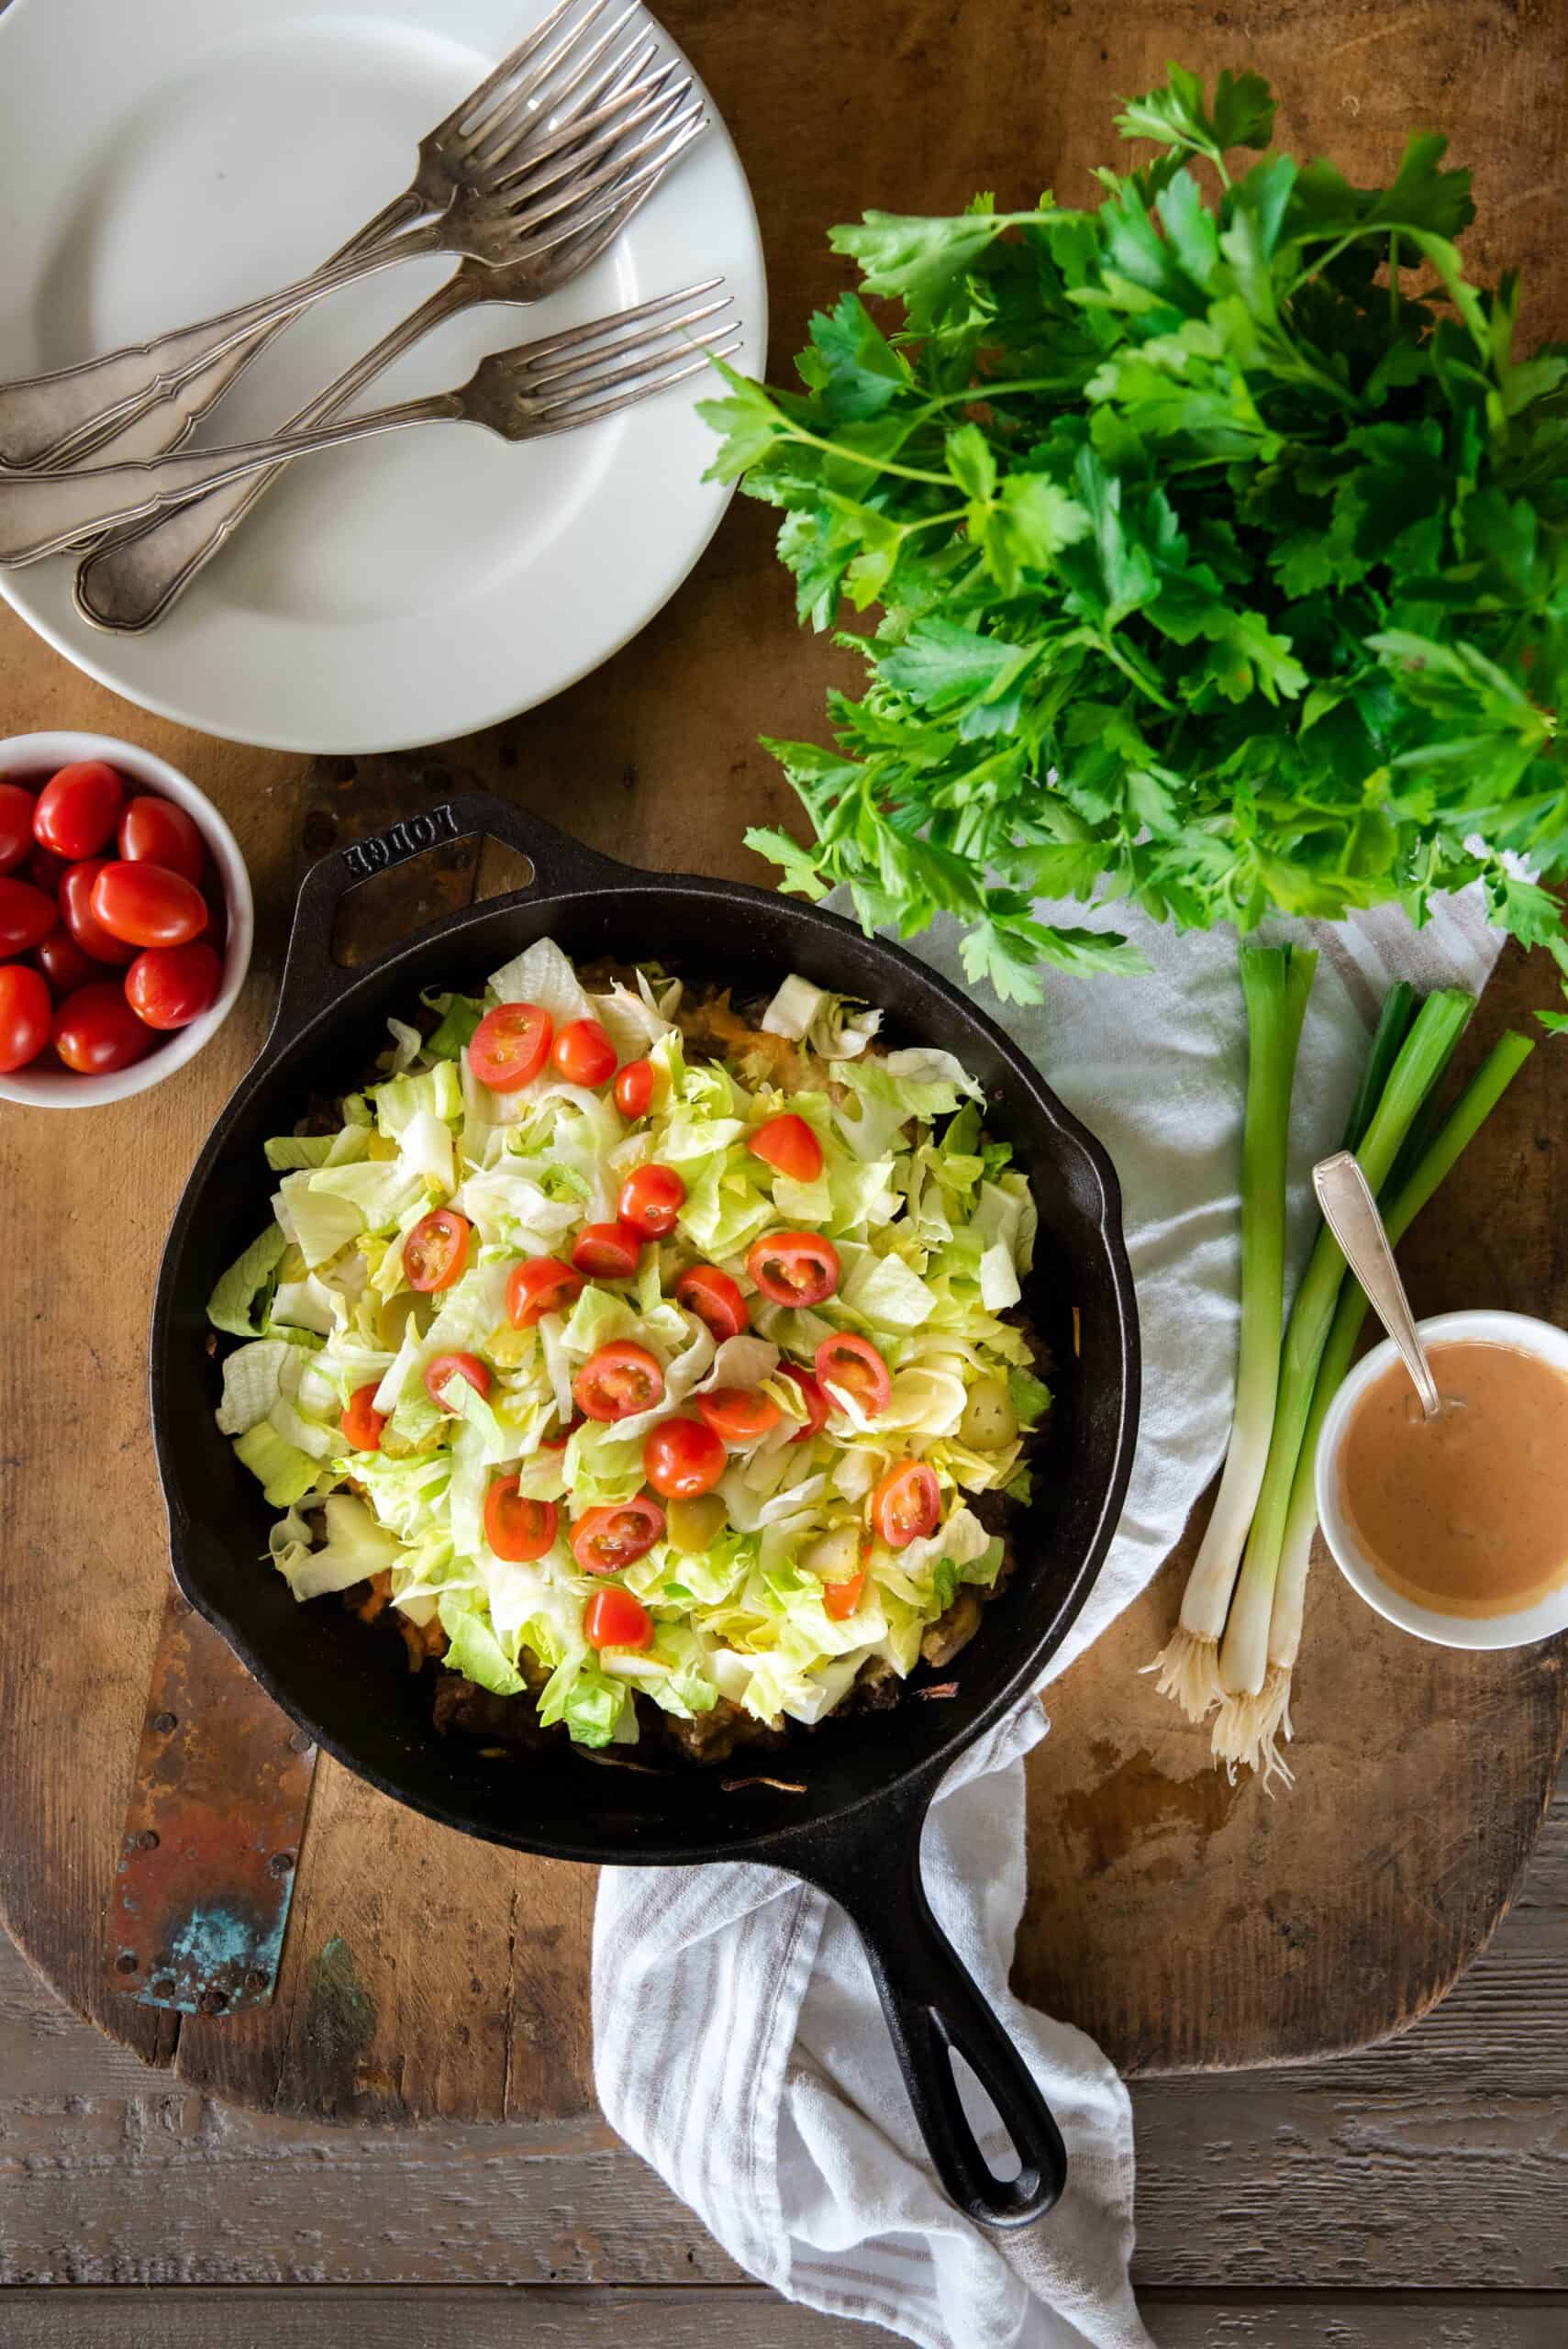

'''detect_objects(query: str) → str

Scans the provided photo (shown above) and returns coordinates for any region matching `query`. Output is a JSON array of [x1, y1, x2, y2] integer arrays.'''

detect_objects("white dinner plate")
[[0, 0, 765, 751]]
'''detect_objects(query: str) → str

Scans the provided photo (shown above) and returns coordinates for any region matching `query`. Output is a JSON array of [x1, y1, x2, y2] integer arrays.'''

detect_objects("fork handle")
[[0, 216, 448, 473], [0, 394, 462, 567], [77, 272, 481, 632]]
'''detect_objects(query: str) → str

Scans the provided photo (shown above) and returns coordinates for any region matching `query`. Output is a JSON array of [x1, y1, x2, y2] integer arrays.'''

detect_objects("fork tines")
[[515, 279, 740, 428]]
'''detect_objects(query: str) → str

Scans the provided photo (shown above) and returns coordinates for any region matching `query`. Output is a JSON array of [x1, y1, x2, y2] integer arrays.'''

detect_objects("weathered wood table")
[[3, 0, 1567, 2337]]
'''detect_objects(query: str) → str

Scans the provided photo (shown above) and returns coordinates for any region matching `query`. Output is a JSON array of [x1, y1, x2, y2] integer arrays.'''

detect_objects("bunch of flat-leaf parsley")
[[699, 65, 1568, 1016]]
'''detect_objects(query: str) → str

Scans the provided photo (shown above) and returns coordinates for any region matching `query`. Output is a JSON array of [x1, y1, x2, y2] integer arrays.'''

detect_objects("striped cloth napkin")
[[594, 886, 1505, 2349]]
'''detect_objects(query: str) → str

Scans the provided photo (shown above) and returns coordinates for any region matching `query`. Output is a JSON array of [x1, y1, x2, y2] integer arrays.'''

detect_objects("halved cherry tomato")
[[695, 1386, 781, 1443], [117, 795, 205, 885], [341, 1384, 387, 1452], [124, 940, 222, 1030], [614, 1057, 655, 1118], [871, 1460, 942, 1549], [749, 1112, 823, 1183], [747, 1230, 841, 1308], [674, 1264, 750, 1340], [618, 1162, 685, 1239], [815, 1333, 892, 1417], [469, 1000, 551, 1090], [584, 1585, 655, 1648], [424, 1351, 491, 1408], [90, 860, 207, 949], [0, 963, 52, 1072], [552, 1017, 617, 1086], [506, 1255, 585, 1328], [33, 761, 123, 861], [35, 927, 103, 994], [0, 783, 36, 876], [542, 1411, 584, 1452], [59, 862, 135, 965], [571, 1220, 642, 1279], [404, 1208, 472, 1293], [778, 1365, 829, 1444], [0, 876, 59, 957], [573, 1497, 665, 1575], [51, 980, 153, 1074], [643, 1415, 727, 1499], [823, 1570, 866, 1621], [574, 1340, 663, 1422], [484, 1476, 558, 1563]]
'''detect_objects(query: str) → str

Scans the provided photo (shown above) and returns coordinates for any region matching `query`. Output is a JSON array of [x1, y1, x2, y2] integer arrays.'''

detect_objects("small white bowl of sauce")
[[1316, 1308, 1568, 1651]]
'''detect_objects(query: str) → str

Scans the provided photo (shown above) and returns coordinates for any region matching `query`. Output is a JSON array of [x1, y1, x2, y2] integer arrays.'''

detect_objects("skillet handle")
[[267, 789, 632, 1046], [777, 1787, 1067, 2226]]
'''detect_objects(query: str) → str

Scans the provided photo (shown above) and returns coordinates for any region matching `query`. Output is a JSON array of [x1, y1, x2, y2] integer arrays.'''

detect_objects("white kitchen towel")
[[594, 888, 1507, 2349]]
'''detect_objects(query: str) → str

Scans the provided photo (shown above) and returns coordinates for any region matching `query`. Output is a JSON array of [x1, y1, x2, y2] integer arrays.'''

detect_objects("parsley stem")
[[777, 419, 951, 487]]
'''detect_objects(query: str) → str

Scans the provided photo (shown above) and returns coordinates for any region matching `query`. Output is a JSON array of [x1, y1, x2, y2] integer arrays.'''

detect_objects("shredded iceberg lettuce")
[[210, 948, 1048, 1749]]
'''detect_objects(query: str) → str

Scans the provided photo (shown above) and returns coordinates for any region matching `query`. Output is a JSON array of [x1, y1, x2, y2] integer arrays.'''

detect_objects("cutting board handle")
[[266, 789, 632, 1047]]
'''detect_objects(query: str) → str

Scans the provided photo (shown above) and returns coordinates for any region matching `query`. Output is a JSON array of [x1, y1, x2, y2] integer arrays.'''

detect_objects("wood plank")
[[6, 2288, 1568, 2349]]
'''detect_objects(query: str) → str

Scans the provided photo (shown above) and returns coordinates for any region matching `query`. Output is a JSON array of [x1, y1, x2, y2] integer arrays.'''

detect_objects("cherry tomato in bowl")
[[552, 1017, 617, 1086], [470, 1000, 551, 1090], [341, 1385, 388, 1452], [614, 1057, 655, 1118], [695, 1386, 781, 1442], [506, 1256, 585, 1327], [484, 1477, 558, 1563], [617, 1162, 685, 1239], [643, 1415, 727, 1498], [747, 1230, 841, 1308], [571, 1220, 642, 1280], [674, 1264, 749, 1340], [59, 861, 136, 965], [749, 1112, 823, 1183], [574, 1341, 664, 1422], [124, 941, 222, 1030], [0, 963, 52, 1072], [51, 981, 154, 1074], [823, 1570, 866, 1620], [584, 1584, 654, 1648], [871, 1460, 942, 1549], [117, 794, 206, 884], [815, 1333, 892, 1417], [0, 876, 60, 956], [572, 1497, 665, 1575], [36, 927, 105, 995], [403, 1208, 472, 1293], [0, 783, 37, 876], [424, 1352, 492, 1409], [33, 761, 123, 860], [90, 859, 208, 949]]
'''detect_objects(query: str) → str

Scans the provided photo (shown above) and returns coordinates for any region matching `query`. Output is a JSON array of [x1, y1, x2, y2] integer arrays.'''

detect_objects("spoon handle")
[[1313, 1151, 1441, 1419]]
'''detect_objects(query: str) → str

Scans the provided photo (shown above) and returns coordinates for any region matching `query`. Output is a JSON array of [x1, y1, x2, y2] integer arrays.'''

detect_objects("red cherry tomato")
[[573, 1497, 666, 1575], [695, 1386, 781, 1442], [470, 1000, 551, 1091], [124, 940, 222, 1030], [341, 1384, 387, 1452], [27, 841, 71, 896], [90, 860, 207, 950], [871, 1461, 942, 1549], [815, 1333, 892, 1417], [617, 1162, 685, 1239], [778, 1366, 829, 1443], [424, 1352, 491, 1409], [584, 1584, 654, 1648], [823, 1570, 866, 1621], [0, 876, 60, 957], [51, 981, 154, 1074], [506, 1255, 585, 1328], [117, 794, 205, 885], [542, 1410, 585, 1452], [574, 1340, 664, 1422], [484, 1476, 559, 1563], [749, 1112, 823, 1184], [614, 1057, 655, 1118], [571, 1220, 642, 1280], [552, 1017, 617, 1087], [33, 761, 123, 861], [643, 1415, 727, 1499], [747, 1230, 841, 1308], [59, 861, 136, 966], [674, 1264, 749, 1340], [35, 927, 104, 994], [0, 963, 52, 1072], [403, 1208, 472, 1293], [0, 783, 36, 876]]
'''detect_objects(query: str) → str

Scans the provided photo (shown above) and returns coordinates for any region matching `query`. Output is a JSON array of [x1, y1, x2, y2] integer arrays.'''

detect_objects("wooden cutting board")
[[2, 0, 1566, 2130]]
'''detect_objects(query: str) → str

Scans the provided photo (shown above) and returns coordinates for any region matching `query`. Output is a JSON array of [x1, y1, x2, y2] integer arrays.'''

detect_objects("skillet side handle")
[[779, 1797, 1067, 2227], [265, 789, 631, 1049]]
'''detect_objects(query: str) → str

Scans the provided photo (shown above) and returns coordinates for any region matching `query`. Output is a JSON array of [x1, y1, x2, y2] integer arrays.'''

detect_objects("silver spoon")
[[1312, 1151, 1441, 1419]]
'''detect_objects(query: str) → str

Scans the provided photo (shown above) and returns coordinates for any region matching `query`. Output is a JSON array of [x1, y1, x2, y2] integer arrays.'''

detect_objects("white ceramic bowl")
[[0, 731, 253, 1110], [1316, 1307, 1568, 1653]]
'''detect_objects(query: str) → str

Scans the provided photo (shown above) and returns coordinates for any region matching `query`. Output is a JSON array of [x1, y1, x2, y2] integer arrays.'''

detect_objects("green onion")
[[1253, 1031, 1535, 1782], [1213, 989, 1475, 1756], [1338, 982, 1415, 1152], [1149, 945, 1315, 1720]]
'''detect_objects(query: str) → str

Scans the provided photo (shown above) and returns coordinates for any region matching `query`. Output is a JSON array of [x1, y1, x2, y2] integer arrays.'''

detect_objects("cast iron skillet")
[[151, 792, 1139, 2226]]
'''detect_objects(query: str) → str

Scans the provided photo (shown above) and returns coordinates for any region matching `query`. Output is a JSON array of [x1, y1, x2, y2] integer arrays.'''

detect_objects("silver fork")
[[75, 155, 687, 632], [0, 285, 739, 566], [0, 0, 649, 472]]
